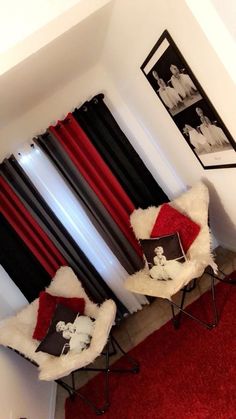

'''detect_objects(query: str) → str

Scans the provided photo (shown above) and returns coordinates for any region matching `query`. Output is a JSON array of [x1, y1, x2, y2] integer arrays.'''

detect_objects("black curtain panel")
[[0, 158, 128, 319], [0, 212, 51, 302], [73, 93, 169, 209], [35, 133, 143, 274]]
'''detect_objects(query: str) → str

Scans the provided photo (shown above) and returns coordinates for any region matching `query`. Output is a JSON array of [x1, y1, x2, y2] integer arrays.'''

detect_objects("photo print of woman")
[[141, 30, 236, 169], [174, 99, 236, 167], [143, 36, 202, 117]]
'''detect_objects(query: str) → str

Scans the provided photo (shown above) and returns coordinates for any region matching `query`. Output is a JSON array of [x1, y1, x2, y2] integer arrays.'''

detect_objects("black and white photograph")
[[174, 100, 236, 168], [141, 30, 236, 169]]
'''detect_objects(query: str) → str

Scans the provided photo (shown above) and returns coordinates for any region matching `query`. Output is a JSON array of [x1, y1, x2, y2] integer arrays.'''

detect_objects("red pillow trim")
[[151, 203, 200, 253], [33, 292, 85, 341]]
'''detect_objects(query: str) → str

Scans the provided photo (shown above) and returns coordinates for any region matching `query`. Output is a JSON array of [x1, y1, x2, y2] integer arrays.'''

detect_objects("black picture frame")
[[140, 30, 236, 169]]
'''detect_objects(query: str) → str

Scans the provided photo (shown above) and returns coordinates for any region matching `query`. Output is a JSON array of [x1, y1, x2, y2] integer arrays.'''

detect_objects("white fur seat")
[[0, 266, 116, 381], [124, 182, 217, 300]]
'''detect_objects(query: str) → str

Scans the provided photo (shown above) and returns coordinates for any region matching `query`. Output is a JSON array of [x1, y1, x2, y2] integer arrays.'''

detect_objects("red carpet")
[[65, 283, 236, 419]]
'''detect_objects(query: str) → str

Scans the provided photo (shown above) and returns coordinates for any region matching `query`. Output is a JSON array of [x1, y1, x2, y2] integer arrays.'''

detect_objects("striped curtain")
[[0, 94, 168, 318]]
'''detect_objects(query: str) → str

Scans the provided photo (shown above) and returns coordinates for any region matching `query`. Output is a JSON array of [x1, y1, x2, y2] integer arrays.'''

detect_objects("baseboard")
[[48, 382, 57, 419], [217, 240, 236, 253], [211, 234, 219, 250]]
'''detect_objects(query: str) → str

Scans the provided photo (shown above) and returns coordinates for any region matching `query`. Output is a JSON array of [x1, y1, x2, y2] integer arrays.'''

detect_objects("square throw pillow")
[[151, 203, 200, 253], [36, 304, 94, 357], [140, 233, 186, 281], [33, 292, 85, 341], [35, 304, 78, 357]]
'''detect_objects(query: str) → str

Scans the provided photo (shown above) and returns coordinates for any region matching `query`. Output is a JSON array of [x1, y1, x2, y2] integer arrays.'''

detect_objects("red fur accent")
[[151, 203, 200, 253], [33, 292, 85, 341]]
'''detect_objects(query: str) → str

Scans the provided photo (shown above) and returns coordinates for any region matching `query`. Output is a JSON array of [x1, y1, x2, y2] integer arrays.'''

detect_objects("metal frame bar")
[[169, 269, 218, 330], [56, 333, 139, 415], [206, 268, 236, 285]]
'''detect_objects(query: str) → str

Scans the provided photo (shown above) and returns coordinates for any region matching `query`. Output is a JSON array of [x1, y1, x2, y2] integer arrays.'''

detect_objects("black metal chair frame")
[[8, 268, 235, 415], [62, 266, 224, 415], [9, 333, 139, 416], [56, 333, 139, 415], [169, 267, 219, 330]]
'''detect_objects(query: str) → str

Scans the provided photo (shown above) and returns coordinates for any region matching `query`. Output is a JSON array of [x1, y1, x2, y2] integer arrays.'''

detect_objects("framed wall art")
[[141, 30, 236, 169]]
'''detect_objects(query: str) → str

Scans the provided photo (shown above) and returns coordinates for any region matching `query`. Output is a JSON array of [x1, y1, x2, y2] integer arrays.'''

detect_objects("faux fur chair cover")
[[0, 267, 116, 381], [125, 182, 217, 300]]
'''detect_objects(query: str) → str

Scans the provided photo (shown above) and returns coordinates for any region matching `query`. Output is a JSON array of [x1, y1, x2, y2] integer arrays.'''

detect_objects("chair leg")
[[101, 340, 110, 414], [109, 334, 140, 374], [101, 335, 117, 357], [109, 334, 118, 356], [206, 267, 236, 285], [86, 339, 110, 415], [209, 275, 218, 327], [57, 334, 139, 415], [169, 275, 218, 330], [56, 379, 74, 398], [171, 286, 187, 329], [56, 377, 105, 415], [71, 371, 76, 392], [57, 341, 110, 415], [81, 336, 140, 375]]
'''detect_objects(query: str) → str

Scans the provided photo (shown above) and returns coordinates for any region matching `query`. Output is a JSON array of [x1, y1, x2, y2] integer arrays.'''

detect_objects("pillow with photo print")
[[35, 303, 78, 357], [33, 292, 85, 341], [36, 304, 94, 357], [140, 233, 186, 281]]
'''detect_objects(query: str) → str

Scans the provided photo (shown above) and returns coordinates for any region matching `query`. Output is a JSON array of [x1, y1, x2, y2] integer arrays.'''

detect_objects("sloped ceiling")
[[0, 0, 113, 128], [0, 0, 82, 55]]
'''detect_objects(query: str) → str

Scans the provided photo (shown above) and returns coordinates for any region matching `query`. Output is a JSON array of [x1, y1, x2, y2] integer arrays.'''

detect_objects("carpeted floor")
[[65, 282, 236, 419]]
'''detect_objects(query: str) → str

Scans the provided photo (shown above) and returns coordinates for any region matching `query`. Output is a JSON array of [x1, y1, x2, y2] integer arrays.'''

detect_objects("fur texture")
[[0, 267, 116, 381], [59, 315, 95, 354], [33, 292, 85, 340], [125, 182, 217, 300]]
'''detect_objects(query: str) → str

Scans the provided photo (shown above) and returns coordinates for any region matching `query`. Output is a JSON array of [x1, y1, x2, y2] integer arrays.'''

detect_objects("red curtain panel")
[[0, 176, 67, 277], [49, 114, 142, 256]]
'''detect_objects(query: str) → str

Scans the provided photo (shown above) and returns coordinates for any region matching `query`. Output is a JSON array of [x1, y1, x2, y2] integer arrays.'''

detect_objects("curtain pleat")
[[0, 158, 127, 317], [15, 145, 147, 313], [0, 93, 168, 317], [35, 133, 143, 274], [49, 115, 142, 256], [73, 94, 168, 208], [0, 213, 51, 302], [0, 175, 67, 277]]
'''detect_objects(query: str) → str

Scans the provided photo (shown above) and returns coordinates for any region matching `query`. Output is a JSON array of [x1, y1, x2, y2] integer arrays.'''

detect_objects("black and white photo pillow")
[[140, 233, 186, 281], [36, 304, 94, 357]]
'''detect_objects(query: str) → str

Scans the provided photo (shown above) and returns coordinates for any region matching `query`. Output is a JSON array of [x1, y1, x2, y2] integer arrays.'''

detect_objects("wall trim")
[[48, 382, 57, 419]]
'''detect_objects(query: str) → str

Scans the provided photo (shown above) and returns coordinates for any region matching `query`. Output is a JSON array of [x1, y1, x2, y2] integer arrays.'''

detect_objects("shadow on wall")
[[202, 178, 236, 251]]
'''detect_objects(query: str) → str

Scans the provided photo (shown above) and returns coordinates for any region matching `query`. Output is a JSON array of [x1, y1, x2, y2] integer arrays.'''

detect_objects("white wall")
[[0, 0, 81, 53], [0, 0, 112, 75], [186, 0, 236, 85], [0, 1, 113, 128], [0, 266, 56, 419], [101, 0, 236, 250], [211, 0, 236, 42], [0, 66, 101, 159]]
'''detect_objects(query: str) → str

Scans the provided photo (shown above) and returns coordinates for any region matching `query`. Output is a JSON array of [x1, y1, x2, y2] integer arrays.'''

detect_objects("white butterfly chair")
[[0, 266, 139, 415], [125, 182, 219, 330]]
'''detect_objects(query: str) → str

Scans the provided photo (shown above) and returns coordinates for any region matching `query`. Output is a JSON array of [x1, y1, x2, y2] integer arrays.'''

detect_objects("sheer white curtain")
[[16, 144, 148, 313]]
